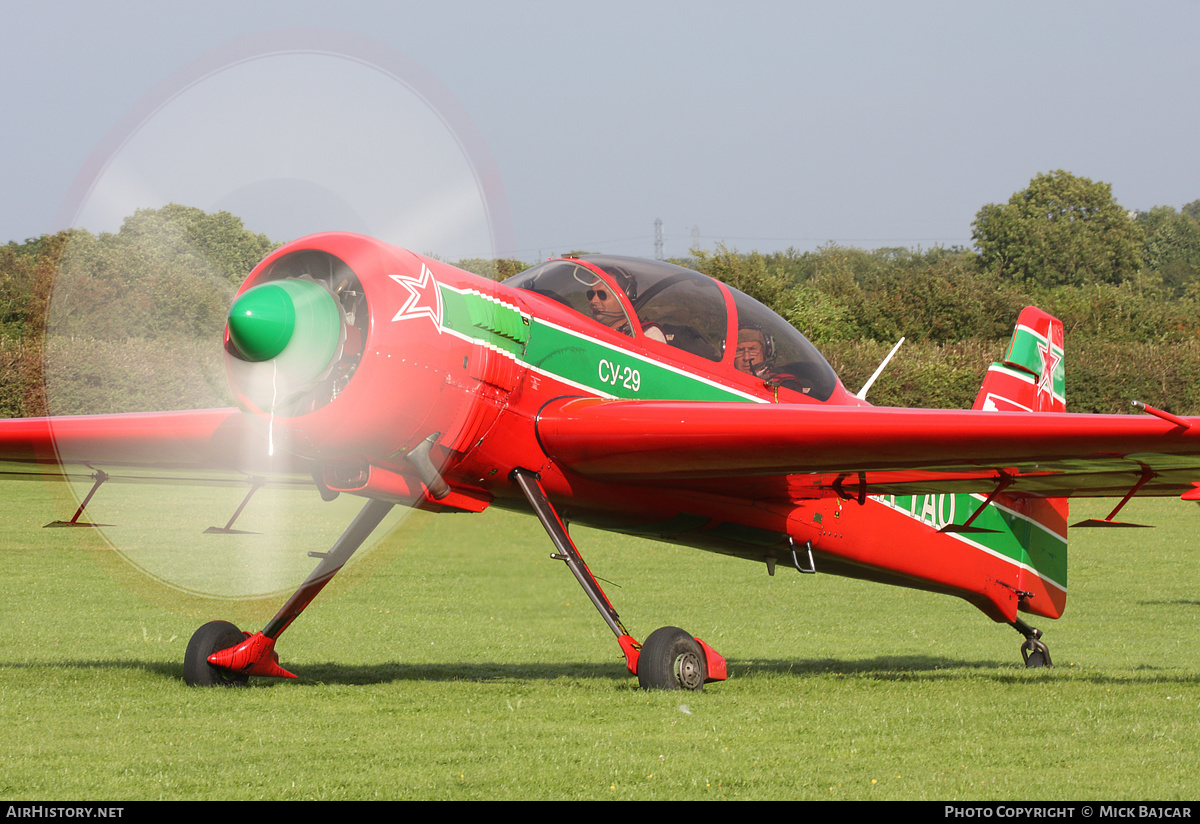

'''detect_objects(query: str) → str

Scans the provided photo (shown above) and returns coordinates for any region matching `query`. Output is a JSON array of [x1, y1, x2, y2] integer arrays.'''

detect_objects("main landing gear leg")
[[510, 468, 726, 691], [183, 498, 395, 687], [1011, 618, 1053, 668]]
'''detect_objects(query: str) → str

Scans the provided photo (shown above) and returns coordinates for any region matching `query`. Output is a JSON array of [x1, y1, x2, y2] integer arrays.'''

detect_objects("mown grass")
[[2, 480, 1199, 800]]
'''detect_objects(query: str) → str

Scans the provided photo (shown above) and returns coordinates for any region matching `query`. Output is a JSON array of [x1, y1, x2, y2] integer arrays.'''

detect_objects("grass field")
[[2, 479, 1199, 800]]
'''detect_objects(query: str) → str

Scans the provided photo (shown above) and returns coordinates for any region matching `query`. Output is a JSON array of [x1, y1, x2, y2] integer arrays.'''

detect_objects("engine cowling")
[[225, 233, 486, 500]]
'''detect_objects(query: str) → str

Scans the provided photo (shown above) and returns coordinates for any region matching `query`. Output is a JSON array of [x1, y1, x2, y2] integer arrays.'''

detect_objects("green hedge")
[[823, 338, 1200, 413], [4, 323, 1197, 420], [3, 214, 1198, 418]]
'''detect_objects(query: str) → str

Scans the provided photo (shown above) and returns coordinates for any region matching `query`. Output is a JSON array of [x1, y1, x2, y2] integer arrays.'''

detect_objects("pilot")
[[735, 324, 807, 393], [734, 326, 771, 376], [588, 271, 667, 343], [587, 285, 628, 331]]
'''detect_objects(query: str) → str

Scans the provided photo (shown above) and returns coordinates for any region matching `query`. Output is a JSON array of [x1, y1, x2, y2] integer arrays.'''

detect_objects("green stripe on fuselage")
[[439, 286, 755, 401], [871, 493, 1067, 589], [523, 320, 757, 401], [439, 285, 528, 356]]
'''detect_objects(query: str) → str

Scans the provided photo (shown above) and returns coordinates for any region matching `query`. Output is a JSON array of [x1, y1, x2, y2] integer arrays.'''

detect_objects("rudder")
[[973, 306, 1065, 413], [973, 306, 1068, 618]]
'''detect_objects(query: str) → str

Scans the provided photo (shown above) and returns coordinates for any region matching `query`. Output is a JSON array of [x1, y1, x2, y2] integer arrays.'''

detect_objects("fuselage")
[[226, 234, 1068, 627]]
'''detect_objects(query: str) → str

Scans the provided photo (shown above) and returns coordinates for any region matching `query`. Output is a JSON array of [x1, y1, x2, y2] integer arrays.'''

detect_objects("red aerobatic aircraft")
[[4, 232, 1200, 689]]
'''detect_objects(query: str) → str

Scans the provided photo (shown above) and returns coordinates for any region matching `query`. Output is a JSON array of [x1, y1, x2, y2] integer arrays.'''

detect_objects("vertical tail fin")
[[973, 306, 1068, 618], [973, 306, 1065, 413]]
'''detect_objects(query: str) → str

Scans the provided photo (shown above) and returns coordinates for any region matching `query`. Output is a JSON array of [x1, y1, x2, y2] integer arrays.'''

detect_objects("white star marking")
[[389, 263, 443, 332], [1036, 339, 1061, 402]]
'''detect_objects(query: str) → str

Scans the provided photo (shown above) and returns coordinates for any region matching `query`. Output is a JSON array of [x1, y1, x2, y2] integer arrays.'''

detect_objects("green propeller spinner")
[[227, 280, 342, 367]]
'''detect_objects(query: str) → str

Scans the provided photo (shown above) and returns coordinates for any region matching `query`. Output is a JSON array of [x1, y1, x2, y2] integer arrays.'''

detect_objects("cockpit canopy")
[[504, 256, 840, 401]]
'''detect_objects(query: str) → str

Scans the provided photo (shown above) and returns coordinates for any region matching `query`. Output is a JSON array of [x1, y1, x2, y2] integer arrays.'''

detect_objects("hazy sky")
[[4, 1, 1199, 262]]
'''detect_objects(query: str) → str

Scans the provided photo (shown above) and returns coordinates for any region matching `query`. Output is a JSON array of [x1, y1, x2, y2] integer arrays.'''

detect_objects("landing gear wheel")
[[1020, 638, 1053, 669], [1012, 619, 1053, 669], [184, 620, 250, 687], [637, 626, 707, 691]]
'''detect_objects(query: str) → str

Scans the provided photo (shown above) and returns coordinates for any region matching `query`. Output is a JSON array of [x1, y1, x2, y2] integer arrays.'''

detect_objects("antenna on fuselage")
[[855, 337, 905, 401]]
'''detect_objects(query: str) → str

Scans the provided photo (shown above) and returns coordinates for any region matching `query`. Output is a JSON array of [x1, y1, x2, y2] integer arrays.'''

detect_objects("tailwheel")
[[1021, 640, 1052, 669], [1013, 619, 1053, 669], [184, 620, 250, 687], [1023, 648, 1050, 668], [637, 626, 707, 691]]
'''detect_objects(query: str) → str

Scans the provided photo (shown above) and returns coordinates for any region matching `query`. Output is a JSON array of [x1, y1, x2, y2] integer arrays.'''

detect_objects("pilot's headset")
[[606, 267, 639, 303]]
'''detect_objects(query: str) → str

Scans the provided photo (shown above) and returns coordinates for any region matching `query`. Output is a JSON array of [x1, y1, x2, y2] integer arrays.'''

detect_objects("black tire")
[[637, 626, 707, 691], [184, 620, 250, 687], [1024, 650, 1049, 669]]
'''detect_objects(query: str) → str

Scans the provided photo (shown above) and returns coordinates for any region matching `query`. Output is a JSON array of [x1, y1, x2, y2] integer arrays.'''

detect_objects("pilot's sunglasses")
[[586, 289, 609, 301]]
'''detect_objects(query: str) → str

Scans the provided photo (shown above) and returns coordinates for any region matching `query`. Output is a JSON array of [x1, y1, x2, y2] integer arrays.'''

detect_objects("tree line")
[[2, 172, 1198, 417], [0, 205, 275, 416], [675, 172, 1199, 413]]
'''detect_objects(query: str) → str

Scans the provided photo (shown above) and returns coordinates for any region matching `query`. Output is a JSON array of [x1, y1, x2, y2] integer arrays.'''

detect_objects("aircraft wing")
[[534, 397, 1200, 500], [0, 408, 312, 487], [6, 398, 1199, 501]]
